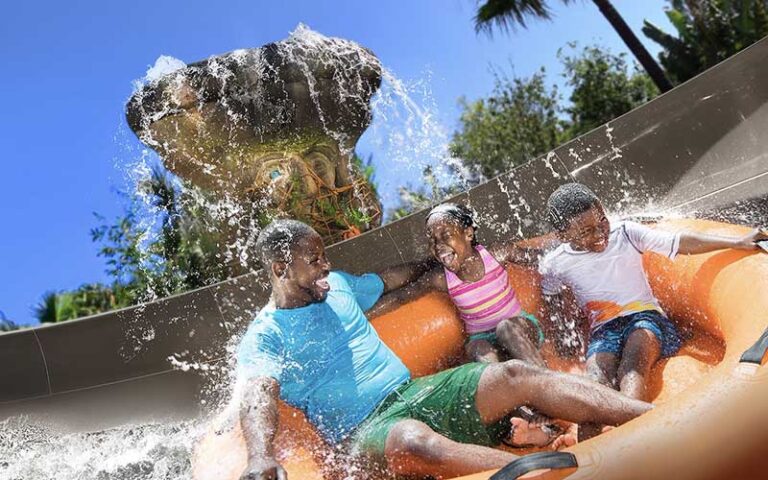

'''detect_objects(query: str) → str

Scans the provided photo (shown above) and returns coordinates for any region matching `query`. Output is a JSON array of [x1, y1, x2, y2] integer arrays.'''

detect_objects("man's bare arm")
[[678, 229, 768, 255], [367, 266, 447, 318], [377, 260, 434, 294], [239, 376, 287, 480]]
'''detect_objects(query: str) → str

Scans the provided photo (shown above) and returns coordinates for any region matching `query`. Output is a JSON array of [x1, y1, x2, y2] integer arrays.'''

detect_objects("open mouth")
[[438, 251, 456, 267], [315, 275, 331, 292]]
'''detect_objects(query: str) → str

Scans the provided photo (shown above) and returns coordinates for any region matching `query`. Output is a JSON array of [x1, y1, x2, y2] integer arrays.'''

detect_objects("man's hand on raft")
[[241, 458, 287, 480], [739, 229, 768, 250]]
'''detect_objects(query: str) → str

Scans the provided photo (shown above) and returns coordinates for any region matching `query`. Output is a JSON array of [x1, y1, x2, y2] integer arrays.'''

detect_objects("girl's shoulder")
[[476, 243, 504, 266]]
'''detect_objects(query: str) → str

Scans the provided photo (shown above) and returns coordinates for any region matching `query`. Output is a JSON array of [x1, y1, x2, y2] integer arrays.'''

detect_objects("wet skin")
[[554, 202, 661, 442], [425, 214, 546, 369], [241, 221, 655, 479], [557, 204, 611, 253], [271, 233, 332, 309], [425, 215, 484, 281]]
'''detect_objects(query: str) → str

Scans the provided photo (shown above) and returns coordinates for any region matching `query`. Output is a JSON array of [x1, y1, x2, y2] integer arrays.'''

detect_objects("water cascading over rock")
[[126, 26, 383, 246]]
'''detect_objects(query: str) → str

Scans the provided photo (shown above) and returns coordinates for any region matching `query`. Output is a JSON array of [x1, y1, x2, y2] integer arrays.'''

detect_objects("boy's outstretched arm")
[[678, 228, 768, 255], [541, 289, 588, 360], [239, 376, 287, 480], [367, 265, 447, 318]]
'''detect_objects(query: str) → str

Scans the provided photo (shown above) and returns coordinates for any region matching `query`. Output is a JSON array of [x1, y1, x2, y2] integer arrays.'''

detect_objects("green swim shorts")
[[349, 363, 508, 460], [466, 310, 545, 347]]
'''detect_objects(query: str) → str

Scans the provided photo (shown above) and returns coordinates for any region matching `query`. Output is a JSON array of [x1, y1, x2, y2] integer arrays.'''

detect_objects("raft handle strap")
[[740, 326, 768, 365], [490, 452, 577, 480]]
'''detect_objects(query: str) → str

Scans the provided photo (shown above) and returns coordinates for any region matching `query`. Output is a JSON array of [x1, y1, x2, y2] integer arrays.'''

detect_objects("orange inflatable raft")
[[193, 219, 768, 480]]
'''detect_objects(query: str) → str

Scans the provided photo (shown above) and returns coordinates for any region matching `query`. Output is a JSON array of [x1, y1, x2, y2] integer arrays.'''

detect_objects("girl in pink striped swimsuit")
[[418, 203, 546, 366], [406, 203, 575, 449]]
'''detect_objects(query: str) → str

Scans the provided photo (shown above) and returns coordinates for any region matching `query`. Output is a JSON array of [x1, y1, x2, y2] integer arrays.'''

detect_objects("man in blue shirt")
[[237, 220, 652, 480]]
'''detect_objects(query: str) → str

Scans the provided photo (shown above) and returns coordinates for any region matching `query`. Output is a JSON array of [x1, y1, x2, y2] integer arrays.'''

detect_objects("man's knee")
[[500, 358, 539, 379], [386, 420, 444, 463]]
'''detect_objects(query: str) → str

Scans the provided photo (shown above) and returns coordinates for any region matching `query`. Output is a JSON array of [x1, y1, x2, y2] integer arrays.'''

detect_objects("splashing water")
[[366, 67, 480, 200], [143, 56, 187, 85], [0, 419, 197, 480]]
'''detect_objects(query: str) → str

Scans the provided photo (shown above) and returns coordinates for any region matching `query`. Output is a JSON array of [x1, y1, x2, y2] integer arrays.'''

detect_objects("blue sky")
[[0, 0, 673, 325]]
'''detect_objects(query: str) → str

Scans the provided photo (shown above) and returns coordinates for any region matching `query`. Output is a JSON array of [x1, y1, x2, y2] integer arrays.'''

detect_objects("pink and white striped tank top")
[[445, 245, 523, 334]]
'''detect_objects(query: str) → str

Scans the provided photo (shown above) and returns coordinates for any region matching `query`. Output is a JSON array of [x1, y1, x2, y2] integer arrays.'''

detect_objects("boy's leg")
[[580, 352, 620, 441], [466, 338, 502, 363], [496, 317, 546, 367], [475, 360, 652, 428], [616, 329, 662, 400], [384, 419, 517, 479], [586, 352, 619, 388]]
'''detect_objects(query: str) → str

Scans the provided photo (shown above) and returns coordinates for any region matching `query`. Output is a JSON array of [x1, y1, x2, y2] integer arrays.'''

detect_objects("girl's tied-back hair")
[[426, 203, 478, 246]]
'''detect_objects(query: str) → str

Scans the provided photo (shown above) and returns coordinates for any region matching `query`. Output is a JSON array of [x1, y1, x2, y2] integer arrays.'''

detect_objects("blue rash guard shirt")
[[236, 271, 411, 444]]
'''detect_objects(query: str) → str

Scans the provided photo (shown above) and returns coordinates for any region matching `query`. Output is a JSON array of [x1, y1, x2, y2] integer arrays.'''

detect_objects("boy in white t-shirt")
[[540, 183, 766, 403]]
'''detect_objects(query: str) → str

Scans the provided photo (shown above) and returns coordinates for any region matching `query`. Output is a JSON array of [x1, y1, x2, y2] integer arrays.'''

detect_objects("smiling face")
[[426, 214, 476, 273], [274, 232, 332, 307], [558, 204, 611, 253]]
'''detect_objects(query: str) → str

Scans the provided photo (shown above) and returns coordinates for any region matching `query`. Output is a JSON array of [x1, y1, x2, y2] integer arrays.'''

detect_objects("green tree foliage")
[[391, 44, 658, 218], [387, 166, 465, 221], [33, 154, 378, 323], [90, 166, 229, 301], [0, 311, 21, 332], [560, 45, 659, 138], [475, 0, 575, 31], [447, 45, 657, 182], [643, 0, 768, 83], [0, 321, 20, 332], [33, 285, 128, 324], [475, 0, 673, 91], [34, 165, 230, 323], [449, 70, 562, 180]]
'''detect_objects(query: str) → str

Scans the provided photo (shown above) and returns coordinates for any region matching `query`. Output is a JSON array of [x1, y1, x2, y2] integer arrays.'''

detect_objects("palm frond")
[[475, 0, 575, 34]]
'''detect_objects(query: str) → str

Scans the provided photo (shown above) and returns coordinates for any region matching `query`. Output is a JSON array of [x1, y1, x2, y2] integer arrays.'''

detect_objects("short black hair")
[[255, 219, 318, 269], [426, 202, 478, 245], [547, 183, 601, 232]]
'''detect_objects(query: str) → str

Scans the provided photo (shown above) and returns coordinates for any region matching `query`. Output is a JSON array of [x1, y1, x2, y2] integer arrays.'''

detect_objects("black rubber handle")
[[490, 452, 578, 480], [740, 326, 768, 365]]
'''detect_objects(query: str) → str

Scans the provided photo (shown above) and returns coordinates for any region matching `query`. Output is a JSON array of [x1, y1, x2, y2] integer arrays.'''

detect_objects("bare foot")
[[505, 417, 560, 448], [550, 424, 578, 450]]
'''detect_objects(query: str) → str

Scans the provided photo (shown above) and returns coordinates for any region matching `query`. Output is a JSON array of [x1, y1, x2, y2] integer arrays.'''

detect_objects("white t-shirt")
[[539, 221, 681, 332]]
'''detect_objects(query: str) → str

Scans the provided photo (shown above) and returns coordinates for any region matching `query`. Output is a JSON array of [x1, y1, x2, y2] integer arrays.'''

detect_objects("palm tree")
[[475, 0, 674, 92], [642, 0, 768, 84]]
